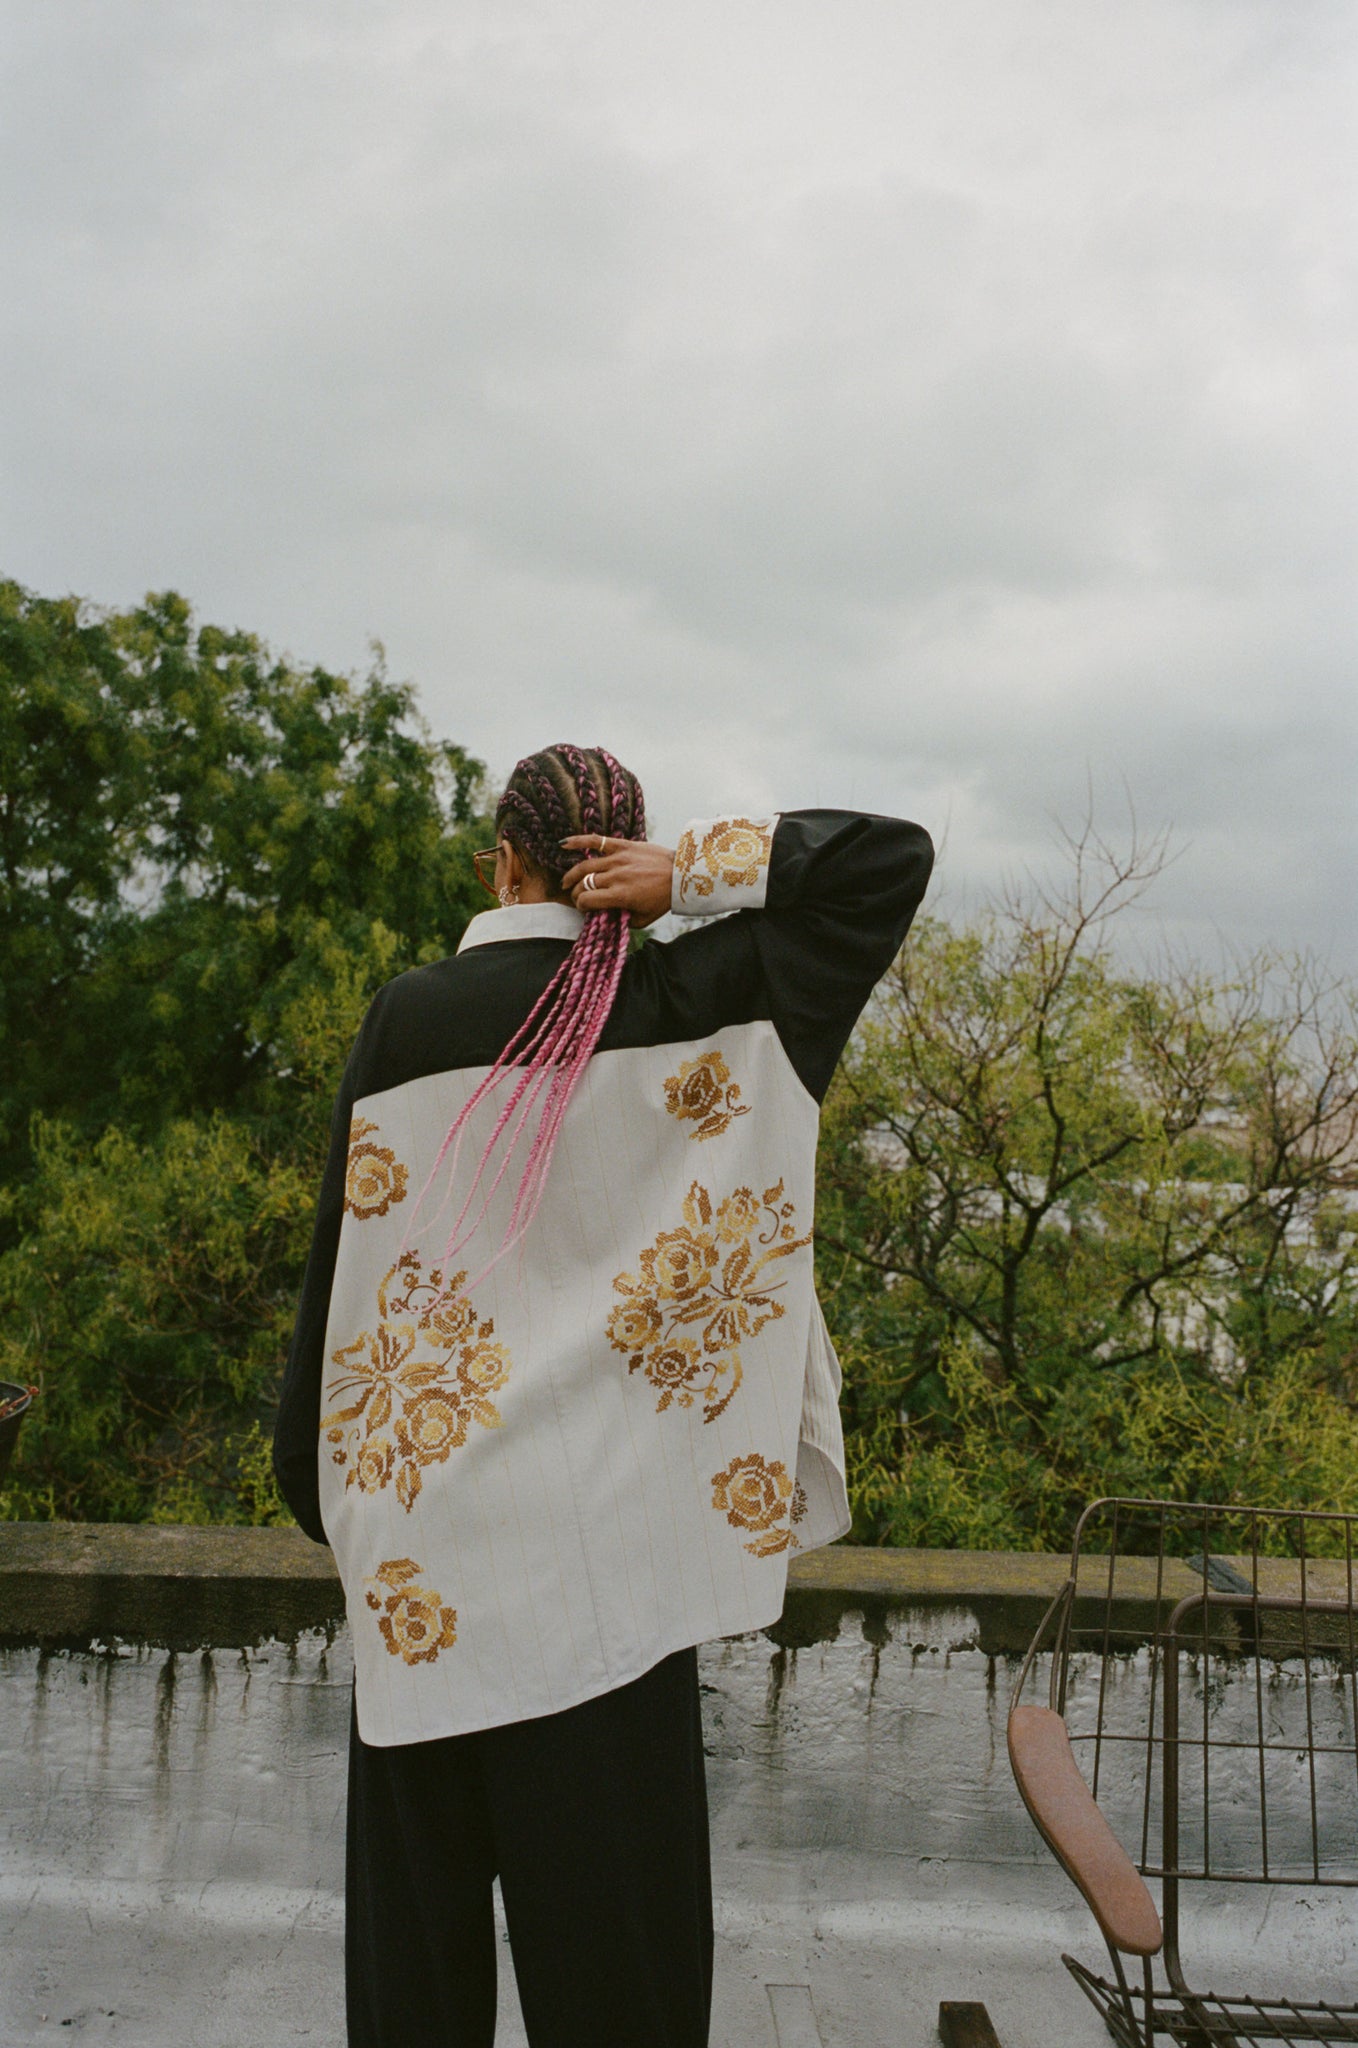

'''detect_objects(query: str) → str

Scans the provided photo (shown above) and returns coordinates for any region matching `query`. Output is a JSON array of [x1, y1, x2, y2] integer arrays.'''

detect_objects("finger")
[[571, 877, 623, 911], [559, 833, 613, 864], [560, 854, 620, 893]]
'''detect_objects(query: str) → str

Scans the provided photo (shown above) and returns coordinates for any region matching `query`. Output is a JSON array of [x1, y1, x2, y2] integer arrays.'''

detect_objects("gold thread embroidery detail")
[[674, 817, 773, 906], [711, 1452, 799, 1557], [663, 1050, 751, 1142], [321, 1254, 511, 1512], [608, 1179, 810, 1423], [345, 1116, 409, 1221], [363, 1556, 458, 1664]]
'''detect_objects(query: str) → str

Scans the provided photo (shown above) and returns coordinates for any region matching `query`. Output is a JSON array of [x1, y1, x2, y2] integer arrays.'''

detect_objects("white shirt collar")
[[457, 903, 586, 953]]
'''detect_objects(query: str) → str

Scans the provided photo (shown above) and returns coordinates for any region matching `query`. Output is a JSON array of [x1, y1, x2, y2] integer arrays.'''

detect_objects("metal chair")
[[1008, 1497, 1358, 2045]]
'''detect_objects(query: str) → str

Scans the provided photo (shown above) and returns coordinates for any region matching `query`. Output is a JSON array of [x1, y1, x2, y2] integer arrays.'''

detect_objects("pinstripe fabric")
[[325, 1019, 841, 1745]]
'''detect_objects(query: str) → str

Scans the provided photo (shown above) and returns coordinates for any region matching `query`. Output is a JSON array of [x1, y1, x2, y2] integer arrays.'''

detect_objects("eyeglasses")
[[472, 846, 502, 897]]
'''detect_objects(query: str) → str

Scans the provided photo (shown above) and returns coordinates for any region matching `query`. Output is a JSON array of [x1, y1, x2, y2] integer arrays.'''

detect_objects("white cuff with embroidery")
[[671, 815, 779, 917]]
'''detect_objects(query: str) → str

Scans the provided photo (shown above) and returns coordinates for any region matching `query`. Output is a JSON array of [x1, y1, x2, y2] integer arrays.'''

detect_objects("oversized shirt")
[[273, 809, 933, 1746]]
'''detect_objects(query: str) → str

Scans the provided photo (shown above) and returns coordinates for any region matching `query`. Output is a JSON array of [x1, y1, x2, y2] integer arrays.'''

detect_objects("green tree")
[[817, 821, 1358, 1546], [0, 578, 494, 1521], [0, 1114, 311, 1523], [0, 579, 490, 1181]]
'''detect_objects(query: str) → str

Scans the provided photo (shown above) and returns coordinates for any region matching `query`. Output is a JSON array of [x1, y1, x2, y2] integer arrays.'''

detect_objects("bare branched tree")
[[817, 816, 1358, 1528]]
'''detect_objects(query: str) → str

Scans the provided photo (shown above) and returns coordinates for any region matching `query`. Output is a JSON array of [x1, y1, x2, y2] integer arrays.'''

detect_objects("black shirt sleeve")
[[270, 1012, 374, 1546], [655, 809, 934, 1101], [755, 809, 934, 1099]]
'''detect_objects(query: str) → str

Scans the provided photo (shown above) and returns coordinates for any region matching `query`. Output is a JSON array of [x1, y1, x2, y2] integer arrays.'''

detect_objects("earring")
[[498, 884, 520, 908]]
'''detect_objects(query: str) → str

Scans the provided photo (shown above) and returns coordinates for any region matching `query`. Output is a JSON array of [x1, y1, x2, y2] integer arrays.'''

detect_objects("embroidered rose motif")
[[394, 1387, 469, 1464], [364, 1557, 458, 1666], [714, 1186, 762, 1243], [711, 1452, 799, 1558], [663, 1050, 752, 1143], [353, 1433, 396, 1494], [703, 820, 771, 889], [459, 1342, 512, 1406], [609, 1180, 810, 1424], [674, 816, 773, 905], [639, 1224, 721, 1302], [322, 1254, 512, 1512], [422, 1292, 478, 1348], [606, 1296, 665, 1355], [645, 1339, 704, 1411], [345, 1117, 409, 1221]]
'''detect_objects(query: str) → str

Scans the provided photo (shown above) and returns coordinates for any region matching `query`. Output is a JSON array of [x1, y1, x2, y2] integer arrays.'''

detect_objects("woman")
[[272, 743, 933, 2048]]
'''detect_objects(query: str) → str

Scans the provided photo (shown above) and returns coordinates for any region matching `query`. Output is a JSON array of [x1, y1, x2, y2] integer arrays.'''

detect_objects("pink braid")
[[412, 948, 587, 1260], [508, 918, 618, 1219], [509, 917, 629, 1241], [456, 912, 629, 1296], [406, 744, 647, 1308]]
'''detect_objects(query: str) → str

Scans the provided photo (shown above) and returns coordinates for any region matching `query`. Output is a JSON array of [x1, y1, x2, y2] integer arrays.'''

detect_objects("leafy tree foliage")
[[0, 579, 488, 1175], [0, 579, 492, 1521], [6, 585, 1357, 1542], [1, 1114, 313, 1524], [817, 823, 1358, 1546]]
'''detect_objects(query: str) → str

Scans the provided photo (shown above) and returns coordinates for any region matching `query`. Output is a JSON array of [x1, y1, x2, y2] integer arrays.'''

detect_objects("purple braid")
[[554, 743, 605, 838], [407, 744, 647, 1300], [603, 746, 645, 841], [495, 783, 560, 878]]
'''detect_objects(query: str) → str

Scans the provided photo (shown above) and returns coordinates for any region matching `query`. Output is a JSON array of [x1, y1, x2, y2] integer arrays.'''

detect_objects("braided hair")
[[412, 744, 647, 1293]]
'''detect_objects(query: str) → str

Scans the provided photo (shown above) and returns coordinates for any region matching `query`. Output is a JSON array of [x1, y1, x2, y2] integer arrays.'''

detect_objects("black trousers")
[[344, 1647, 713, 2048]]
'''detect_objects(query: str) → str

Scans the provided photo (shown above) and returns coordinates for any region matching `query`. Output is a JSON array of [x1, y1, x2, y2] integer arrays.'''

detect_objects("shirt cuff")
[[671, 815, 780, 916]]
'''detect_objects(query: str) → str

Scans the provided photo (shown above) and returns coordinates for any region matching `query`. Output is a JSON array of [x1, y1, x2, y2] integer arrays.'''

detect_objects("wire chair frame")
[[1009, 1496, 1358, 2047]]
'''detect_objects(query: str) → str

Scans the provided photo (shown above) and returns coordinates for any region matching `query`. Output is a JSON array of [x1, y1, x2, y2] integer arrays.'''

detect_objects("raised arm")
[[747, 810, 934, 1098], [566, 809, 934, 1101]]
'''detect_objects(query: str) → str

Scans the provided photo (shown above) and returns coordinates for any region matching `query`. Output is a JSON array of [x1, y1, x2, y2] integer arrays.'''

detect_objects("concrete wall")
[[1, 1528, 1354, 2048]]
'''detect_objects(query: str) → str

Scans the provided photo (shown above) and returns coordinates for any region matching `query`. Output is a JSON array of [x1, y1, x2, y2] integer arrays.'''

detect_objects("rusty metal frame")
[[1010, 1497, 1358, 2046]]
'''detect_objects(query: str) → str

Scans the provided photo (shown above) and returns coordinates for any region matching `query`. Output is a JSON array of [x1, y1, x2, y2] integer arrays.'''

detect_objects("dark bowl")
[[0, 1380, 35, 1488]]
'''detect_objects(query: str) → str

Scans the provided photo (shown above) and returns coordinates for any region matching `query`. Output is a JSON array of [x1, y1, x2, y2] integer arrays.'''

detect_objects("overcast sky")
[[3, 1, 1355, 966]]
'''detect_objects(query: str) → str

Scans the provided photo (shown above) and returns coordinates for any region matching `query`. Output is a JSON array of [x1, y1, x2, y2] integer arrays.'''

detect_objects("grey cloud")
[[1, 0, 1353, 971]]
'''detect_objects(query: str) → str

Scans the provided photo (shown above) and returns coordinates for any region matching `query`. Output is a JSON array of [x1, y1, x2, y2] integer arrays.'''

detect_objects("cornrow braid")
[[604, 747, 643, 842], [555, 742, 606, 839], [501, 759, 579, 884], [407, 744, 647, 1300], [494, 787, 558, 878]]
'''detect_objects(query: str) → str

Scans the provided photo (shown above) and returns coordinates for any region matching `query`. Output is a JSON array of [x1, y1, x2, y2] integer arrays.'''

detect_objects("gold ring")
[[597, 834, 608, 854]]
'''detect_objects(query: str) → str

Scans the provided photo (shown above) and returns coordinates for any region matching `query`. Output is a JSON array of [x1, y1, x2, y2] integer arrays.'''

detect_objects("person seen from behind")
[[273, 743, 934, 2046]]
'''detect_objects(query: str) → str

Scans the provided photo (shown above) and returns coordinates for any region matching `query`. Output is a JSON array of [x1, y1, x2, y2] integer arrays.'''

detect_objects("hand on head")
[[560, 837, 675, 927]]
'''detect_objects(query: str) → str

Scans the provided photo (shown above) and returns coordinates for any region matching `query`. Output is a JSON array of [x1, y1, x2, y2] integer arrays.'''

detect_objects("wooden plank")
[[938, 2000, 1004, 2048], [766, 1983, 827, 2048]]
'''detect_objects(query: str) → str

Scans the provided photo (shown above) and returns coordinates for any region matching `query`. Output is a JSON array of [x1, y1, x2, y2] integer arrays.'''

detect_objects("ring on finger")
[[584, 871, 599, 892]]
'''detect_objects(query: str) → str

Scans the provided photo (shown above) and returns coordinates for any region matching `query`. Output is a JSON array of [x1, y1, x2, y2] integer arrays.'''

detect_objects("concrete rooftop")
[[2, 1528, 1353, 2047]]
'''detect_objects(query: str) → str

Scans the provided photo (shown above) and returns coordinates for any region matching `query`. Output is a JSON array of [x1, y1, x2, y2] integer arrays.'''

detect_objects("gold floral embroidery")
[[364, 1556, 458, 1664], [321, 1254, 511, 1512], [711, 1452, 799, 1557], [674, 817, 773, 905], [345, 1117, 409, 1221], [664, 1050, 751, 1142], [608, 1179, 810, 1423], [790, 1479, 809, 1525]]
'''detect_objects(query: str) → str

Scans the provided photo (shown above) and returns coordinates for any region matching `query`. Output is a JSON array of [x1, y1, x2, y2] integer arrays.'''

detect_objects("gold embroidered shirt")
[[275, 809, 933, 1745]]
